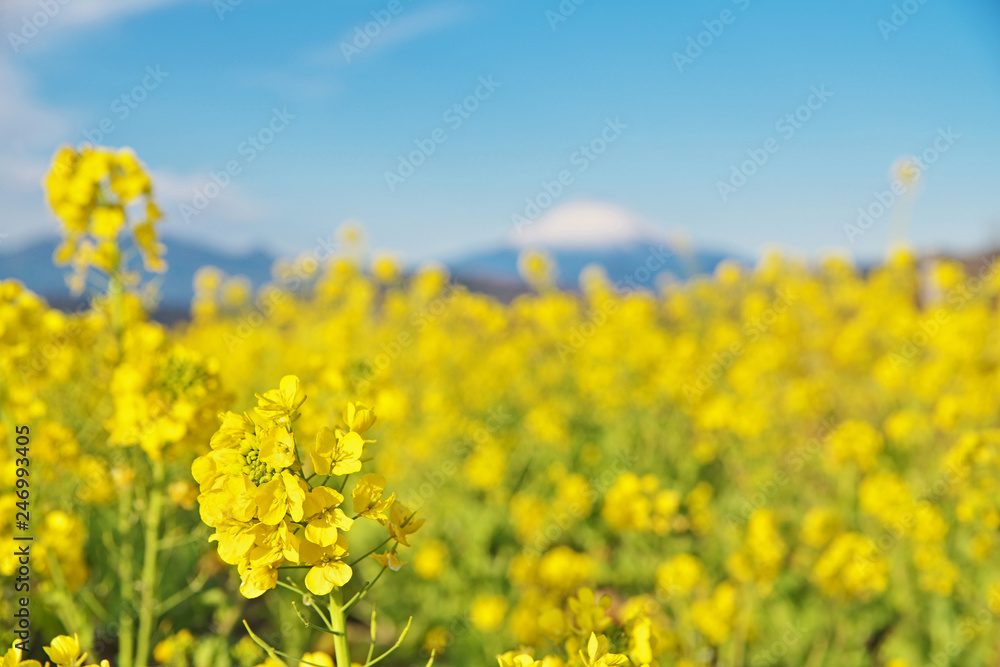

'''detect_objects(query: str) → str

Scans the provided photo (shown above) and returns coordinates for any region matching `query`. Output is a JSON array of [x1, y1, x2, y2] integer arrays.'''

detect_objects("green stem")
[[117, 480, 135, 667], [134, 459, 165, 667], [109, 269, 124, 353], [328, 588, 352, 667], [365, 606, 378, 666], [363, 617, 412, 667], [731, 589, 752, 667], [348, 537, 393, 566], [45, 550, 92, 654], [156, 572, 206, 614]]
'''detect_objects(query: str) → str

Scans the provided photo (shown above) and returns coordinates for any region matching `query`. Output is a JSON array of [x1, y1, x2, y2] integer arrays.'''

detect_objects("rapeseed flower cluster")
[[192, 376, 421, 599], [45, 146, 165, 293]]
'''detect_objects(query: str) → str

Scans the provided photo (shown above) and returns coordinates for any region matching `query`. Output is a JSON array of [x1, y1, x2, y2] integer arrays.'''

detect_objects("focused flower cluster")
[[192, 376, 421, 598]]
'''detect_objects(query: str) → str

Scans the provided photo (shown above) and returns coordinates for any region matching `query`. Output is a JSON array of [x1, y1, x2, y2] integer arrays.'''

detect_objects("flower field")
[[4, 146, 1000, 667]]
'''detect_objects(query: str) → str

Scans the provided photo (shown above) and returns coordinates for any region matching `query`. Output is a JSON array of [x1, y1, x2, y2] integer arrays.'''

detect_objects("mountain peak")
[[511, 200, 668, 249]]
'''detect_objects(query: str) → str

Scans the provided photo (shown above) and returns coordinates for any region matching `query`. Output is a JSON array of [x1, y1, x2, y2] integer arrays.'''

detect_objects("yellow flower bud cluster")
[[105, 322, 227, 461], [44, 145, 164, 293], [600, 472, 681, 535]]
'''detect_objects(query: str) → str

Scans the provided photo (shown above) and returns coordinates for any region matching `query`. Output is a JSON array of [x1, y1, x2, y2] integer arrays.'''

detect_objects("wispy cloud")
[[1, 0, 195, 32], [0, 54, 72, 244], [0, 56, 70, 150], [309, 1, 473, 67], [154, 170, 270, 227]]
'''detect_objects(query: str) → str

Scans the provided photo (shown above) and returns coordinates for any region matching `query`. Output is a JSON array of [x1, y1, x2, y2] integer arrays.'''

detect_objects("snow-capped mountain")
[[511, 201, 670, 249], [448, 201, 738, 290]]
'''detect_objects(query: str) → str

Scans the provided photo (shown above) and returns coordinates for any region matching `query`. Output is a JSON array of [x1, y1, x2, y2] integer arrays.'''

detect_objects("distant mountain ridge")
[[0, 236, 276, 314], [0, 203, 741, 315]]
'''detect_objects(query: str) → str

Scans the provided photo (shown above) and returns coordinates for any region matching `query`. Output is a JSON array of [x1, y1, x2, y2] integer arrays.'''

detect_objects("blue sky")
[[2, 0, 999, 264]]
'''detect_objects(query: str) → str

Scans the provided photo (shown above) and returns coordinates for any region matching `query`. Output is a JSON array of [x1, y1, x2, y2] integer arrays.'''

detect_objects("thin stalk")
[[156, 572, 207, 614], [363, 617, 412, 667], [276, 579, 303, 594], [134, 459, 165, 667], [117, 480, 135, 667], [365, 606, 377, 666], [348, 537, 393, 566], [109, 269, 125, 353], [46, 550, 92, 654], [342, 566, 389, 615], [79, 588, 107, 622], [731, 590, 752, 667]]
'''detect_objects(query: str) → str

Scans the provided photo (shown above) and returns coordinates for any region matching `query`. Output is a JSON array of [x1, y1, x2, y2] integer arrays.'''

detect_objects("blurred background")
[[7, 4, 1000, 665], [1, 0, 999, 307]]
